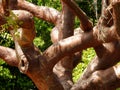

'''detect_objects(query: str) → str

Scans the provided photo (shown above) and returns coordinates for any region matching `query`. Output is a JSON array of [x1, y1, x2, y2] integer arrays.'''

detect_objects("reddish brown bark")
[[71, 0, 120, 90], [17, 0, 60, 25], [53, 2, 75, 90], [60, 0, 93, 31], [1, 0, 120, 90], [0, 46, 18, 66]]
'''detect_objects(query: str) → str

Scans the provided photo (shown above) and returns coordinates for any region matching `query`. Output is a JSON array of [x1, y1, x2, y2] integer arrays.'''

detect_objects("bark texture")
[[0, 0, 120, 90]]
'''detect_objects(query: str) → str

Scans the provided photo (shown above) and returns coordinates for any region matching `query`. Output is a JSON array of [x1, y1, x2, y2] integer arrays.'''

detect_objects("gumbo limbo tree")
[[0, 0, 120, 90]]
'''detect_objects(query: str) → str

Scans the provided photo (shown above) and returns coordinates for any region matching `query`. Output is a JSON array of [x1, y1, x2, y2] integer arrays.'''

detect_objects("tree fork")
[[71, 1, 120, 89], [1, 0, 120, 90]]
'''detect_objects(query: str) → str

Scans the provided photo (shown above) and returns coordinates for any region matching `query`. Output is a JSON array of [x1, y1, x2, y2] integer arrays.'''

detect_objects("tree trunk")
[[1, 0, 120, 90]]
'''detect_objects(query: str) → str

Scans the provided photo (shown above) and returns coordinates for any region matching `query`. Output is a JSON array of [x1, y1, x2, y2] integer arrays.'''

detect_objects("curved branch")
[[17, 0, 60, 25], [43, 20, 118, 69], [11, 10, 36, 47], [71, 40, 120, 90], [51, 27, 82, 68], [70, 2, 120, 89], [44, 30, 99, 69], [0, 46, 18, 67], [71, 64, 120, 90]]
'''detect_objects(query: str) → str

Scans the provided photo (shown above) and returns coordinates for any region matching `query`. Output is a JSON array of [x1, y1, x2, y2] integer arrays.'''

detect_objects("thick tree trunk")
[[1, 0, 120, 90]]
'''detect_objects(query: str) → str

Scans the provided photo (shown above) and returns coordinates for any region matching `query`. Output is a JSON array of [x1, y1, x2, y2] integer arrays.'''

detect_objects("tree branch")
[[61, 0, 93, 31], [17, 0, 60, 25], [112, 1, 120, 37], [0, 46, 18, 67], [71, 40, 120, 90], [43, 30, 99, 69], [43, 17, 118, 70], [72, 64, 120, 90], [53, 2, 75, 89]]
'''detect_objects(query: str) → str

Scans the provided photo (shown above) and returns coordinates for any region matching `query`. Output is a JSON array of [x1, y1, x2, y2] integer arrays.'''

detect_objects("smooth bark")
[[53, 2, 75, 90], [1, 0, 120, 90], [17, 0, 60, 24]]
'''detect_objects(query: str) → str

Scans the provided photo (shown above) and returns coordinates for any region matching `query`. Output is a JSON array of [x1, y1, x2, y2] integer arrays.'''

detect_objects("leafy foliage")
[[2, 11, 20, 31], [0, 31, 14, 48], [27, 0, 61, 10], [75, 0, 102, 24], [73, 48, 96, 82], [0, 59, 37, 89], [33, 17, 54, 51]]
